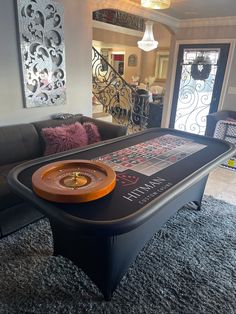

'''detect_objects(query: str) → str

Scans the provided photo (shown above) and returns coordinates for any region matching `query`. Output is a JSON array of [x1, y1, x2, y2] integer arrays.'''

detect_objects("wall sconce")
[[141, 0, 171, 9], [137, 21, 158, 52]]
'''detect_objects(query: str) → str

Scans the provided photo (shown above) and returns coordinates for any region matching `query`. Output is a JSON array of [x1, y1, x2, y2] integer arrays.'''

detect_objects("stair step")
[[92, 103, 103, 114], [93, 112, 113, 123]]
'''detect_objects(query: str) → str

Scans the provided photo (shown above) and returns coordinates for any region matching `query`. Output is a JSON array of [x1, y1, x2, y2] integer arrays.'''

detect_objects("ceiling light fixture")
[[141, 0, 170, 10], [137, 21, 158, 52]]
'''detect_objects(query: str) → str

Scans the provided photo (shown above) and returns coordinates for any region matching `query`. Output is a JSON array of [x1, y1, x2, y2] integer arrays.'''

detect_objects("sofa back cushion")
[[41, 122, 88, 155], [32, 115, 83, 154], [0, 124, 41, 165], [80, 115, 127, 140], [83, 122, 101, 144]]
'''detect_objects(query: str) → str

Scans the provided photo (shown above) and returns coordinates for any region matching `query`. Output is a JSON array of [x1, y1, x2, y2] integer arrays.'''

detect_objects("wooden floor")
[[204, 167, 236, 205]]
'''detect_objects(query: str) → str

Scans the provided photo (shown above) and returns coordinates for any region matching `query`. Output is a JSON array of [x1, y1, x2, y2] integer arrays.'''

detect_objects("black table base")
[[51, 176, 207, 300]]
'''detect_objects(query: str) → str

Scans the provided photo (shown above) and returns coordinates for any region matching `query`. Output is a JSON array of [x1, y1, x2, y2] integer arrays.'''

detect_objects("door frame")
[[169, 43, 230, 129], [162, 39, 235, 128]]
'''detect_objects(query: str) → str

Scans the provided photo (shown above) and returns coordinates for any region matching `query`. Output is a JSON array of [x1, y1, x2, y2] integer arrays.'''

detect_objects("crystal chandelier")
[[137, 21, 158, 52], [141, 0, 170, 9]]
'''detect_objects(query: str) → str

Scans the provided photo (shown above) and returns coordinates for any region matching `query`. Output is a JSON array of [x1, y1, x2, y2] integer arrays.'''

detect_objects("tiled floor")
[[204, 166, 236, 205]]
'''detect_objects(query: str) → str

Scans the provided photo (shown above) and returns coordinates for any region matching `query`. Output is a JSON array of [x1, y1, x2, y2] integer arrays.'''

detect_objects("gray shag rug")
[[0, 196, 236, 314]]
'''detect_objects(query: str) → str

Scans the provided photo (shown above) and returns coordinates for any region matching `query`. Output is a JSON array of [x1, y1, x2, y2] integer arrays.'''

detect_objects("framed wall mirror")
[[155, 51, 169, 81]]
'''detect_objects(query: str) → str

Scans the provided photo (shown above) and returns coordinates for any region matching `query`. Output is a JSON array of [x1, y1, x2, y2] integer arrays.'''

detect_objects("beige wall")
[[153, 23, 172, 47], [140, 23, 171, 82], [176, 25, 236, 41], [113, 47, 142, 84], [140, 50, 157, 83], [0, 0, 92, 126], [93, 28, 140, 47]]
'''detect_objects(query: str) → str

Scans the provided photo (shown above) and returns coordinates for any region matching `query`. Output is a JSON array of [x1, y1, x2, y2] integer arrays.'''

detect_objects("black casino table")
[[8, 128, 235, 300]]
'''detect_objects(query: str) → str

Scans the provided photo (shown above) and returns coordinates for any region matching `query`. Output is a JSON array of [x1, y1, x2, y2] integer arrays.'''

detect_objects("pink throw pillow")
[[41, 122, 88, 155], [83, 122, 101, 144]]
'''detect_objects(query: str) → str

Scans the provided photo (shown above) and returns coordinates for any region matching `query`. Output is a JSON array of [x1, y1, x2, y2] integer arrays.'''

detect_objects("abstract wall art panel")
[[17, 0, 66, 108]]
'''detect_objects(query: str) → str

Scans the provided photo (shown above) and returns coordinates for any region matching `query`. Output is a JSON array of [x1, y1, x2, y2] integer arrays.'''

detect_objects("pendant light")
[[141, 0, 170, 10], [137, 21, 158, 52]]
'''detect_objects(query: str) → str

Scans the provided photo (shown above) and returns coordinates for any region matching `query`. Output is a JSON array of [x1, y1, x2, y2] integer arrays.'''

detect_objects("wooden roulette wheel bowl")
[[32, 160, 116, 203]]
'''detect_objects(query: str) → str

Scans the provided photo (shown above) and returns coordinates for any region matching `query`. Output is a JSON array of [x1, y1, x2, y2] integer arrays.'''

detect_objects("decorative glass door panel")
[[170, 44, 230, 135]]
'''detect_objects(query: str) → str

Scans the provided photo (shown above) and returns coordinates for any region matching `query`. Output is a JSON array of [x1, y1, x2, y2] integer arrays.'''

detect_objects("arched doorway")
[[92, 8, 173, 126]]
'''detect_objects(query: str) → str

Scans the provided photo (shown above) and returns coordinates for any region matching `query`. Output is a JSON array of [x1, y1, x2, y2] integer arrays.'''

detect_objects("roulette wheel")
[[32, 160, 116, 203]]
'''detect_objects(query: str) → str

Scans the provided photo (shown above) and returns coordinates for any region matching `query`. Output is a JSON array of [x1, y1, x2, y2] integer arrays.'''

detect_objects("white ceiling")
[[131, 0, 236, 20]]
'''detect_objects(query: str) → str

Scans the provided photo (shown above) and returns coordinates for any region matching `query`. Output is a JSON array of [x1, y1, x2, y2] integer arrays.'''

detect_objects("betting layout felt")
[[96, 134, 206, 176]]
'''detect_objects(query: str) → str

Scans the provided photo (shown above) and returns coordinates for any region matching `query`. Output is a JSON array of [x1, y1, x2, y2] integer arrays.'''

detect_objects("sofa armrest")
[[81, 116, 127, 140], [205, 110, 236, 137]]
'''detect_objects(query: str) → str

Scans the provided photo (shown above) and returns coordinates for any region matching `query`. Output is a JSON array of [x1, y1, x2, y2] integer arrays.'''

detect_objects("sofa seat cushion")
[[0, 162, 25, 211], [41, 122, 88, 155]]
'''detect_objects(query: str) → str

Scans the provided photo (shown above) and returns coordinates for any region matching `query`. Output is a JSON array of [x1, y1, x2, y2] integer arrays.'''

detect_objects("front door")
[[169, 43, 230, 135]]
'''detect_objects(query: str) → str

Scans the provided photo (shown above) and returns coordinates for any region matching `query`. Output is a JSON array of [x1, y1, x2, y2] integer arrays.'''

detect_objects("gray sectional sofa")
[[0, 114, 127, 238]]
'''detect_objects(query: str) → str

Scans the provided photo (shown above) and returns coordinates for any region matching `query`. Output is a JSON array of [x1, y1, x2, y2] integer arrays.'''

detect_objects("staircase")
[[92, 98, 113, 123], [92, 47, 149, 132]]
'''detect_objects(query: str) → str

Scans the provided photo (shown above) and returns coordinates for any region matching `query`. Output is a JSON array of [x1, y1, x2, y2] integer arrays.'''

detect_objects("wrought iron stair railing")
[[92, 47, 149, 132]]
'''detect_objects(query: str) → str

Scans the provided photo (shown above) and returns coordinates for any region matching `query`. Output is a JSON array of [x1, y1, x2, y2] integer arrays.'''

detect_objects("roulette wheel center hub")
[[60, 171, 91, 188]]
